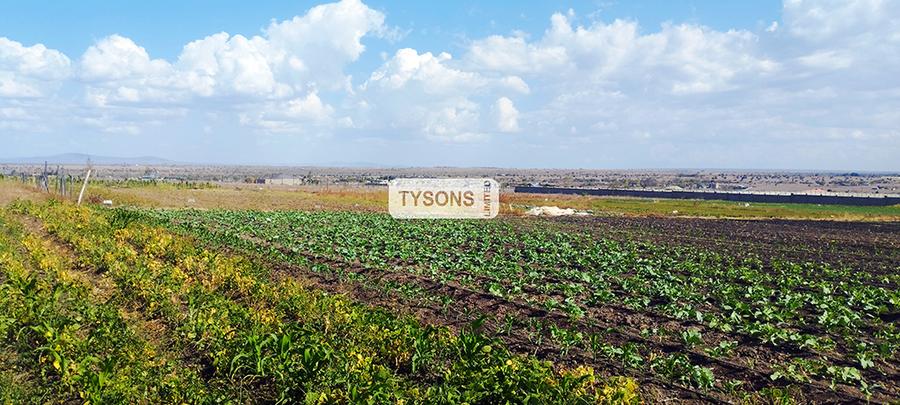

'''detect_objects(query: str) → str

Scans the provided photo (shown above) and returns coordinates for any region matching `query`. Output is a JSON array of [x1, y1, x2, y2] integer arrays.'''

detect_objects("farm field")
[[3, 0, 899, 403], [135, 208, 898, 403], [1, 199, 635, 403], [1, 182, 898, 403], [81, 180, 900, 221]]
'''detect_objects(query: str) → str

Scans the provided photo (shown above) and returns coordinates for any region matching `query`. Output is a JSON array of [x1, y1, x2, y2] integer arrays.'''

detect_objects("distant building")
[[141, 169, 160, 181], [714, 183, 749, 191], [264, 177, 303, 185]]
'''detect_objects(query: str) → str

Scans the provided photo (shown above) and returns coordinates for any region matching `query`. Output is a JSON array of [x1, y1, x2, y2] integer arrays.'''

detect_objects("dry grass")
[[4, 179, 898, 221], [0, 180, 51, 205], [91, 183, 388, 212]]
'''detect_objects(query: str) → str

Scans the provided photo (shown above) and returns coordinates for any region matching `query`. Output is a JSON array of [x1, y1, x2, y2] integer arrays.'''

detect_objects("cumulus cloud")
[[264, 0, 387, 90], [176, 33, 285, 98], [76, 0, 387, 113], [81, 35, 171, 81], [455, 1, 899, 168], [0, 38, 71, 80], [34, 0, 391, 136], [0, 37, 71, 98], [1, 0, 899, 169], [355, 48, 529, 141], [494, 97, 520, 133], [467, 13, 778, 94], [422, 100, 484, 142], [237, 91, 354, 134], [365, 48, 528, 96]]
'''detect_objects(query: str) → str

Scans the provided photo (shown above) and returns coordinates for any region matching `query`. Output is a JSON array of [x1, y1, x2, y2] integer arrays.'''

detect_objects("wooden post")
[[41, 161, 48, 192], [77, 169, 92, 206]]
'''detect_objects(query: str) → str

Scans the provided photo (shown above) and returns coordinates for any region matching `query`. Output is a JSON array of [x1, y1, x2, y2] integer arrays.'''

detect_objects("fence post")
[[77, 169, 92, 206]]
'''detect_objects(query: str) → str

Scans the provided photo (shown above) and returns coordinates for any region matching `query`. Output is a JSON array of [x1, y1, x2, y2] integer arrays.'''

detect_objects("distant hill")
[[323, 161, 394, 168], [0, 153, 178, 165]]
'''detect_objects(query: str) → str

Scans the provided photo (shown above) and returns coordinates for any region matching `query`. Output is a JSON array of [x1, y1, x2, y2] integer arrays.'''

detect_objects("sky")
[[1, 0, 898, 170]]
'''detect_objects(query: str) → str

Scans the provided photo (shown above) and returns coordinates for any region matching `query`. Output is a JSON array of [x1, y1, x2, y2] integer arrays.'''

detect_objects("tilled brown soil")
[[544, 215, 900, 276]]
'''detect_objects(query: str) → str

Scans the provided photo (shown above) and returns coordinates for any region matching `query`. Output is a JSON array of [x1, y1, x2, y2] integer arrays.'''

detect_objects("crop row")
[[5, 200, 638, 403], [0, 209, 211, 402], [144, 209, 899, 401]]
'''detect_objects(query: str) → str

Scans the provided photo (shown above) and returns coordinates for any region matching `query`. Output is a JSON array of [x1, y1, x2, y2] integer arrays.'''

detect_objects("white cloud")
[[365, 48, 529, 96], [74, 0, 386, 105], [366, 49, 482, 94], [81, 35, 171, 81], [783, 0, 898, 43], [455, 1, 898, 165], [500, 76, 530, 94], [1, 0, 899, 169], [283, 92, 335, 121], [79, 35, 212, 105], [0, 73, 41, 98], [177, 32, 287, 97], [467, 13, 778, 94], [76, 104, 187, 136], [0, 37, 71, 80], [356, 48, 528, 141], [238, 91, 347, 134], [781, 0, 900, 85], [0, 37, 71, 98], [422, 100, 485, 142], [0, 105, 44, 131], [494, 97, 520, 133], [467, 34, 567, 74], [264, 0, 386, 90], [796, 50, 853, 69], [56, 0, 388, 134]]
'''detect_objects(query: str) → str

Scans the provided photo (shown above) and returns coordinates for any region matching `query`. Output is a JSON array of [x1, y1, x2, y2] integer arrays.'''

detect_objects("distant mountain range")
[[323, 161, 394, 168], [0, 153, 178, 165]]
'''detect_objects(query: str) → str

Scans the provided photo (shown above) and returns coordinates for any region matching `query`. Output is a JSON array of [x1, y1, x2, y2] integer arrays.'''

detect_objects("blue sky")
[[1, 1, 782, 58], [1, 0, 898, 169]]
